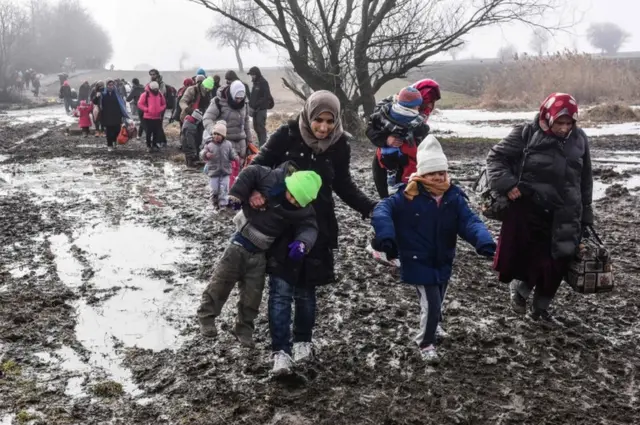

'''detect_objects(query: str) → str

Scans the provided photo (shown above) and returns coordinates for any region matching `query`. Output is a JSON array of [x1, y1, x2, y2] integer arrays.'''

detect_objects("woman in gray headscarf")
[[250, 90, 376, 375]]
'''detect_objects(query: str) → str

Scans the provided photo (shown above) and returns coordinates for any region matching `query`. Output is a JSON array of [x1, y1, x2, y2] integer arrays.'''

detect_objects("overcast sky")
[[17, 0, 640, 70]]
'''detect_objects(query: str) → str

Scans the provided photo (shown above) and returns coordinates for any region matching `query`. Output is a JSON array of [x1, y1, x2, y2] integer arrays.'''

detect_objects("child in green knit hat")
[[197, 163, 322, 347]]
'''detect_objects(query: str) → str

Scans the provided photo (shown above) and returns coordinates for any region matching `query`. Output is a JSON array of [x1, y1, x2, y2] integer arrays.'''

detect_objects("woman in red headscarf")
[[486, 93, 594, 323]]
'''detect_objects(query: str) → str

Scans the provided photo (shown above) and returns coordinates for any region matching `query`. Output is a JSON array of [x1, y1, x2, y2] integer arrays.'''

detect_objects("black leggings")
[[145, 119, 163, 147], [137, 109, 145, 137], [105, 125, 120, 147]]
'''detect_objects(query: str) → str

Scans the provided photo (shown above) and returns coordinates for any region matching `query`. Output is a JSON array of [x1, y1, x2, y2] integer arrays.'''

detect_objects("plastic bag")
[[117, 126, 129, 145]]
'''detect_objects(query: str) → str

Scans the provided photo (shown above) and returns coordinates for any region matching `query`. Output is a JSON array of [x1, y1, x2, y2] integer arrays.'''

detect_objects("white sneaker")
[[292, 342, 314, 363], [420, 345, 440, 365], [436, 324, 449, 340], [271, 351, 293, 376], [107, 147, 113, 152]]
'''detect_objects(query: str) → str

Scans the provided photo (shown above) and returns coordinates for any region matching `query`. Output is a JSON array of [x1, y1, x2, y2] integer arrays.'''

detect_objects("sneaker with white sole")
[[420, 345, 440, 364], [436, 324, 449, 340], [271, 351, 294, 376], [292, 342, 314, 363]]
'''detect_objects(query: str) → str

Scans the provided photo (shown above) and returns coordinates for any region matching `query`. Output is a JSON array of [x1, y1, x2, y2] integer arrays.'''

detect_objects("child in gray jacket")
[[200, 120, 239, 208]]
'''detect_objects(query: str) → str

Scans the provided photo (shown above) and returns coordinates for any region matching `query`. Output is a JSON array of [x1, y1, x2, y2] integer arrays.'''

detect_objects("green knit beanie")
[[202, 76, 214, 90], [285, 171, 322, 207]]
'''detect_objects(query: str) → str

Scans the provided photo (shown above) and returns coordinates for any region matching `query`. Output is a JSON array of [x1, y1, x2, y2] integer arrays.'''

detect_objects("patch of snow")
[[65, 377, 86, 398], [34, 352, 53, 363], [428, 109, 640, 138], [0, 415, 14, 425], [5, 105, 75, 126], [592, 153, 640, 200], [49, 234, 84, 288]]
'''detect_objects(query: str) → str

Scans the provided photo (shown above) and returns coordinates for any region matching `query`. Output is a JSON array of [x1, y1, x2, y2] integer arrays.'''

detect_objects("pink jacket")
[[75, 102, 93, 128], [138, 89, 166, 120]]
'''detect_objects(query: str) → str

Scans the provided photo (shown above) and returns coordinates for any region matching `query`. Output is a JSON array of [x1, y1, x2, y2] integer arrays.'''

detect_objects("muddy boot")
[[230, 326, 255, 349], [528, 293, 562, 328], [509, 281, 528, 314]]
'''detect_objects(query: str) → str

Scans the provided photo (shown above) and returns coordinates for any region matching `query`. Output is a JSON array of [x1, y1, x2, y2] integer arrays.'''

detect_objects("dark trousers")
[[252, 109, 268, 147], [94, 116, 103, 132], [63, 98, 72, 113], [81, 127, 90, 136], [145, 119, 163, 148], [415, 285, 443, 348], [372, 155, 391, 199], [268, 275, 316, 354], [137, 109, 145, 137], [105, 125, 120, 147]]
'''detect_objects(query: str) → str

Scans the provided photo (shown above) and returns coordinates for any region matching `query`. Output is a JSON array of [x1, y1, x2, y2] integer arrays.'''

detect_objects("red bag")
[[117, 126, 129, 145], [244, 143, 260, 169]]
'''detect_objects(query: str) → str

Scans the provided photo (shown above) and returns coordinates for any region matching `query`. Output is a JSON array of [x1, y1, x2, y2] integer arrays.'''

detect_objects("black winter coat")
[[486, 116, 594, 258], [126, 84, 145, 104], [78, 83, 91, 102], [249, 75, 273, 111], [252, 119, 376, 286], [230, 164, 318, 251]]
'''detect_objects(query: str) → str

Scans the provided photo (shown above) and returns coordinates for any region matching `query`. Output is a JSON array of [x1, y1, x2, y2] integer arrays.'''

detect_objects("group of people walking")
[[66, 66, 595, 375], [192, 75, 593, 376]]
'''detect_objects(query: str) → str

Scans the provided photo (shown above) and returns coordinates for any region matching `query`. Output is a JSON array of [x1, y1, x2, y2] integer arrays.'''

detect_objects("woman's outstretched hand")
[[249, 191, 266, 209], [507, 187, 522, 201]]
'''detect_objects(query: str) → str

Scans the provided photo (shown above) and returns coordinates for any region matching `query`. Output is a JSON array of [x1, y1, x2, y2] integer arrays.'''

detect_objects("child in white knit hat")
[[200, 120, 239, 209], [371, 135, 496, 364]]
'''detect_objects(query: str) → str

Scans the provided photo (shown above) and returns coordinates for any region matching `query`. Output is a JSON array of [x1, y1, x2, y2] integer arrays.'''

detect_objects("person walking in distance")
[[95, 79, 129, 151], [248, 66, 274, 147], [138, 81, 167, 152]]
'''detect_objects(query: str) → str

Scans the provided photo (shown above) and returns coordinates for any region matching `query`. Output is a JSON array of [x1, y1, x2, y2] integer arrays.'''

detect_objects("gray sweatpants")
[[197, 242, 267, 337]]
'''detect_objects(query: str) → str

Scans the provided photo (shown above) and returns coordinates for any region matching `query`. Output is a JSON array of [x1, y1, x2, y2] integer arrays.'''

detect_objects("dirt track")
[[1, 116, 639, 425]]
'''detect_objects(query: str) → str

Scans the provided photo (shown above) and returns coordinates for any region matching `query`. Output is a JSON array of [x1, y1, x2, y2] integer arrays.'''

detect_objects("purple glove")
[[288, 241, 306, 262]]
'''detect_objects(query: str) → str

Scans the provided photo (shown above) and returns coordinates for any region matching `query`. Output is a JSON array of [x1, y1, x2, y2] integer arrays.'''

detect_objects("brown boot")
[[231, 327, 255, 348]]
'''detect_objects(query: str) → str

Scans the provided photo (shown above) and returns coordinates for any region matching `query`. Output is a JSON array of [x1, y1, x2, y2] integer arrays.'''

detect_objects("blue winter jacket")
[[372, 184, 494, 286]]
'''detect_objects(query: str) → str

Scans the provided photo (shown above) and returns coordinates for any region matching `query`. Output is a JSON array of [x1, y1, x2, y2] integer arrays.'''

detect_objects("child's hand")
[[288, 241, 306, 261], [228, 196, 242, 210], [386, 135, 403, 147], [477, 242, 497, 259], [205, 152, 213, 160]]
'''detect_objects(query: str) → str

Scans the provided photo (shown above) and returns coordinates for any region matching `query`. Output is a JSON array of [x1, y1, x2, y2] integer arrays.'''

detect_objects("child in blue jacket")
[[371, 135, 496, 364]]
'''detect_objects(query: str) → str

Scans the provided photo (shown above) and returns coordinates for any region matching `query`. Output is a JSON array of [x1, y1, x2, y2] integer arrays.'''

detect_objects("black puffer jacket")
[[366, 97, 429, 148], [230, 163, 318, 252], [252, 119, 377, 286], [486, 116, 594, 258]]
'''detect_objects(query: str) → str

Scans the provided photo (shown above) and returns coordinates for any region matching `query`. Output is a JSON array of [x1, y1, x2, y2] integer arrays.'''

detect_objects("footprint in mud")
[[271, 366, 319, 395]]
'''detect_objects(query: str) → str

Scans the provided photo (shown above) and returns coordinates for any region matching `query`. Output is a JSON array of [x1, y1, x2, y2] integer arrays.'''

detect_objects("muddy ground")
[[0, 116, 639, 425]]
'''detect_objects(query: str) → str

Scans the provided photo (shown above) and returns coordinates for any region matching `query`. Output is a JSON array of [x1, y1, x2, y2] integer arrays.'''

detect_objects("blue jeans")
[[268, 276, 316, 354]]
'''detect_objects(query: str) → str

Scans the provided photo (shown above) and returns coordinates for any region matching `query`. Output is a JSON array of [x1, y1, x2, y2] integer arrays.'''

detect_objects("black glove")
[[379, 239, 399, 260], [581, 224, 591, 239], [477, 242, 497, 258]]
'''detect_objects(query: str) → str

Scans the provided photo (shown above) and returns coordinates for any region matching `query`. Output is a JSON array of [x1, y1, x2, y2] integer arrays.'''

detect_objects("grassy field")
[[54, 68, 479, 112]]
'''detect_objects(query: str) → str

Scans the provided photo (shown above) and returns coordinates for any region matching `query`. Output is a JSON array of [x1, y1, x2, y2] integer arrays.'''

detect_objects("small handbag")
[[473, 125, 531, 221], [565, 225, 614, 294]]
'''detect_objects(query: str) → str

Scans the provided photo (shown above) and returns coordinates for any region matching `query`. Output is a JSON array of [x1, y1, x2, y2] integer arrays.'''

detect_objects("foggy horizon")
[[11, 0, 640, 71]]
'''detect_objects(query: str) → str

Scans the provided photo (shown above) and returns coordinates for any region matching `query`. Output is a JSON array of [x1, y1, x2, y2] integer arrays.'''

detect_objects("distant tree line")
[[1, 0, 112, 92]]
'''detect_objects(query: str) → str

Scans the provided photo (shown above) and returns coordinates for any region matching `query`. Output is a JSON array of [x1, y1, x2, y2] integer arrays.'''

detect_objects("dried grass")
[[481, 51, 640, 109], [164, 122, 181, 139], [582, 103, 640, 123]]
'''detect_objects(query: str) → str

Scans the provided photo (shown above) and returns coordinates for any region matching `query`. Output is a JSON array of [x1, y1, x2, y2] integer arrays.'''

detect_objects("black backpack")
[[165, 85, 177, 109]]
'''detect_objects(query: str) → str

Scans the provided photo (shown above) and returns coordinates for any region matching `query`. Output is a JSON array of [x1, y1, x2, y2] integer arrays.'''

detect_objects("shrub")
[[481, 51, 640, 109]]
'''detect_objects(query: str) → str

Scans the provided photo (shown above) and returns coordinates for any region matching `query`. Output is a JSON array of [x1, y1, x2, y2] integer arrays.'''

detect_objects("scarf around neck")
[[404, 173, 451, 201]]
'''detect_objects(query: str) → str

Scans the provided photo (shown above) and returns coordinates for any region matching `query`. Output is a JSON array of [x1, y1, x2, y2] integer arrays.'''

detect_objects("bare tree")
[[189, 0, 562, 130], [587, 22, 630, 55], [449, 43, 465, 60], [0, 0, 28, 92], [179, 51, 189, 70], [497, 44, 518, 61], [206, 1, 261, 73], [529, 27, 550, 56]]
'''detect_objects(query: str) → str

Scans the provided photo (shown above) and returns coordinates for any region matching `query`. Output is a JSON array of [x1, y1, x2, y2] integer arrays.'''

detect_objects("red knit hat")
[[396, 87, 423, 108]]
